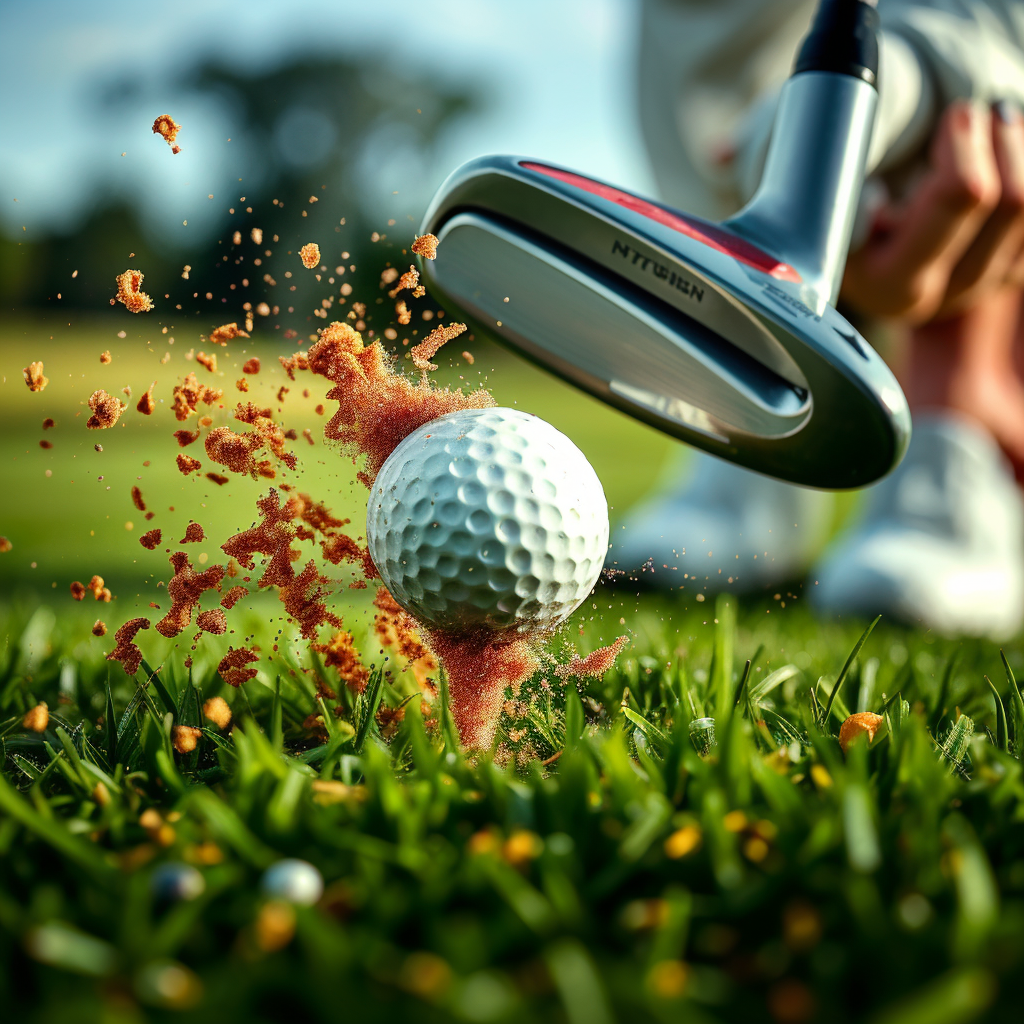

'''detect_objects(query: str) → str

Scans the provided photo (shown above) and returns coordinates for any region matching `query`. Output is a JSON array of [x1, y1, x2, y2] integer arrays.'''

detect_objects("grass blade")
[[823, 615, 881, 727], [103, 678, 116, 770], [932, 652, 960, 730], [140, 659, 176, 716], [436, 665, 461, 754], [0, 773, 115, 880], [353, 666, 384, 754], [54, 726, 89, 789], [713, 594, 735, 721], [809, 684, 823, 726], [732, 658, 753, 709], [564, 685, 584, 750], [983, 676, 1008, 753], [545, 939, 614, 1024], [621, 706, 669, 749], [270, 676, 283, 752], [175, 666, 203, 772], [748, 664, 801, 704], [1000, 650, 1024, 757], [12, 753, 43, 781]]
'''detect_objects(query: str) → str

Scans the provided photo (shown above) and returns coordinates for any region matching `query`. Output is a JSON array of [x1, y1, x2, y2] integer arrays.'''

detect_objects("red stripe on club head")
[[520, 161, 801, 283]]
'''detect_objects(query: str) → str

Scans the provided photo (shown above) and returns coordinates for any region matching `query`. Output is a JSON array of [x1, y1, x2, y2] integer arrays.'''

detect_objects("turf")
[[4, 592, 1024, 1023], [3, 317, 1024, 1023]]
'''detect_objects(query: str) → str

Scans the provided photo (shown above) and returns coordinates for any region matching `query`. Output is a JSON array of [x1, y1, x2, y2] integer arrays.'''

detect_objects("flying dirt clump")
[[140, 529, 161, 550], [203, 696, 232, 729], [22, 703, 49, 732], [411, 322, 467, 372], [152, 114, 182, 154], [411, 233, 439, 260], [155, 551, 226, 638], [299, 243, 321, 269], [87, 575, 112, 602], [204, 424, 269, 480], [293, 491, 376, 580], [218, 647, 260, 687], [172, 726, 201, 753], [217, 487, 372, 688], [172, 373, 223, 421], [221, 489, 298, 577], [180, 522, 205, 544], [107, 618, 151, 675], [388, 266, 421, 299], [317, 630, 370, 693], [115, 269, 154, 313], [555, 636, 630, 679], [279, 352, 309, 380], [298, 319, 493, 484], [196, 608, 227, 635], [208, 323, 249, 346], [86, 390, 126, 430], [137, 383, 157, 415], [232, 402, 297, 471], [23, 362, 49, 392]]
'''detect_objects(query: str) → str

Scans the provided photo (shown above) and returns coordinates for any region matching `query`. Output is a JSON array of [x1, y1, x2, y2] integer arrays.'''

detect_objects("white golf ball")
[[366, 408, 609, 631], [261, 859, 324, 905]]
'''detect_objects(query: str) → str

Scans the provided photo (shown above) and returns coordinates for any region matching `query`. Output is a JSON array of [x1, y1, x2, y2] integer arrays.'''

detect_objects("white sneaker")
[[609, 450, 834, 592], [811, 413, 1024, 638]]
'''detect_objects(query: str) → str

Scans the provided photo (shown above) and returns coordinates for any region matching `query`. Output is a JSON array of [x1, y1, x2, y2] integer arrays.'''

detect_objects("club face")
[[419, 155, 910, 489]]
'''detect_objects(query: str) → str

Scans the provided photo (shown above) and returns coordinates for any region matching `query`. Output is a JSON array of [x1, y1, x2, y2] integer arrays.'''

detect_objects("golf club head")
[[417, 0, 909, 489], [418, 155, 910, 489]]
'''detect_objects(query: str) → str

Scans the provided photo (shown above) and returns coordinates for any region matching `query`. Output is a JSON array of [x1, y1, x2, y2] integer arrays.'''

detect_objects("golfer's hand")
[[841, 100, 1024, 324]]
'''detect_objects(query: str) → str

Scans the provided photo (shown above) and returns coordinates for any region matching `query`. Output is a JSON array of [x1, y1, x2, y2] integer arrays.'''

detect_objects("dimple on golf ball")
[[366, 408, 609, 631]]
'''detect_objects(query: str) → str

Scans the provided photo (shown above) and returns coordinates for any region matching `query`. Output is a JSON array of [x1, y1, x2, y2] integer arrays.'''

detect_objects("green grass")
[[4, 315, 1024, 1023], [0, 314, 674, 596], [3, 595, 1024, 1023]]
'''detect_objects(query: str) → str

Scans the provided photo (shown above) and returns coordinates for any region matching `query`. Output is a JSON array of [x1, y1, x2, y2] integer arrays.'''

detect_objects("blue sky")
[[0, 0, 653, 246]]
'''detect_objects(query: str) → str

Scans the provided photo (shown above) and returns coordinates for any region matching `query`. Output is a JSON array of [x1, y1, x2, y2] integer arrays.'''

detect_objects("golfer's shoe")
[[811, 414, 1024, 638], [609, 451, 833, 592]]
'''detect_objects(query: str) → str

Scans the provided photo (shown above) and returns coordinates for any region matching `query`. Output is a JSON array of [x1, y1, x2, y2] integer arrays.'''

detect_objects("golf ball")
[[261, 859, 325, 905], [367, 407, 609, 631]]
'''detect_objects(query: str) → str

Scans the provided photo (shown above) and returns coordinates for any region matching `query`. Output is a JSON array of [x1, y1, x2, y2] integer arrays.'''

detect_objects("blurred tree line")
[[0, 51, 482, 330]]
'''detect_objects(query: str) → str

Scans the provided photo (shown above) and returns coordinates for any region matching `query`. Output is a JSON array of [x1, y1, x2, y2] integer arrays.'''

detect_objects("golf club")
[[417, 0, 911, 489]]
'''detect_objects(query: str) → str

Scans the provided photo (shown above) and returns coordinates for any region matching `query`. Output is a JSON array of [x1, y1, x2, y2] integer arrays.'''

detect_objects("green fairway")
[[3, 315, 1024, 1023], [0, 314, 675, 600]]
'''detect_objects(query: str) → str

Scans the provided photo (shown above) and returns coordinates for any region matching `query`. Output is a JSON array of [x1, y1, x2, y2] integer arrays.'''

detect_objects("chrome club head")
[[417, 0, 910, 489]]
